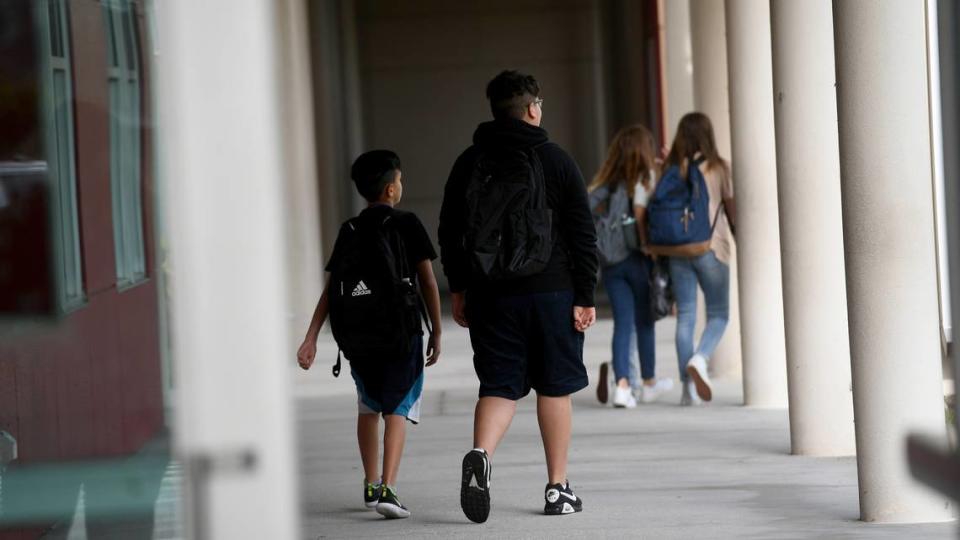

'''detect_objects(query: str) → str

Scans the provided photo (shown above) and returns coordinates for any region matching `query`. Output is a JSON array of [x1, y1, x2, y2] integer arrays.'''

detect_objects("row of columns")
[[684, 0, 952, 523]]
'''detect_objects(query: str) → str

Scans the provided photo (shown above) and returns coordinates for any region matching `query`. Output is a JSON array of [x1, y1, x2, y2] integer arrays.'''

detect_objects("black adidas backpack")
[[464, 146, 553, 280], [327, 214, 428, 377]]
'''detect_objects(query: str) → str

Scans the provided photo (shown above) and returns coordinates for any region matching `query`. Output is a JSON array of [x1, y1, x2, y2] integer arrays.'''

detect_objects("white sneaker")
[[680, 381, 703, 406], [612, 385, 637, 408], [640, 378, 675, 403], [685, 354, 713, 402]]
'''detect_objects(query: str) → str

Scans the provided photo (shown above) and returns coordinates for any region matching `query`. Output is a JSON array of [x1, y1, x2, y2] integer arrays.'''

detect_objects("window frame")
[[36, 0, 86, 312], [103, 0, 147, 290]]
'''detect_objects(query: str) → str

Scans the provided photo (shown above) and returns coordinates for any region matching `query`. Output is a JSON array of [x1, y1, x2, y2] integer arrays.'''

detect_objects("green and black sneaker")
[[375, 484, 411, 519], [363, 479, 381, 509]]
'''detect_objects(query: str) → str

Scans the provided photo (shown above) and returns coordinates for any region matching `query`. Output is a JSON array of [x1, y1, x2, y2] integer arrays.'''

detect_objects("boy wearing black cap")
[[297, 150, 442, 519]]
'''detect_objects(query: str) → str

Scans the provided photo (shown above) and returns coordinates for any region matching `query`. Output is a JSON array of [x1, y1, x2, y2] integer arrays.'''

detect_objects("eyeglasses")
[[532, 98, 544, 108]]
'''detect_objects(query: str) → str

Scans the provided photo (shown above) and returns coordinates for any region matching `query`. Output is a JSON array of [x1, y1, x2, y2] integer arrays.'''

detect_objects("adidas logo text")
[[351, 281, 373, 297]]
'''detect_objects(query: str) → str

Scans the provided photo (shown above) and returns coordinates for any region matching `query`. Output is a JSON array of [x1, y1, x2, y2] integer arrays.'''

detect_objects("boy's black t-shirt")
[[325, 204, 438, 274]]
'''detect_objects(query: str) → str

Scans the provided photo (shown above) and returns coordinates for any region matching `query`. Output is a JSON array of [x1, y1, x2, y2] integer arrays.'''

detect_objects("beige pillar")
[[158, 0, 300, 537], [724, 0, 788, 407], [663, 0, 694, 143], [833, 0, 953, 522], [689, 0, 742, 381], [770, 0, 854, 453], [278, 0, 324, 345], [690, 0, 730, 157]]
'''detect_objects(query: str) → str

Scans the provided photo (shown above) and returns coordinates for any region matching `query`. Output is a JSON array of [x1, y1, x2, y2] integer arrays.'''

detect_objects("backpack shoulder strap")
[[418, 296, 433, 337], [381, 214, 434, 338], [525, 143, 548, 204], [385, 214, 435, 337], [710, 200, 728, 234], [527, 142, 548, 171], [380, 214, 415, 281], [688, 158, 707, 201]]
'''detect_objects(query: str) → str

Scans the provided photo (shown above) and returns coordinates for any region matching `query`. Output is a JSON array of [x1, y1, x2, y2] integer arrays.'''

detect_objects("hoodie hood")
[[473, 118, 549, 150]]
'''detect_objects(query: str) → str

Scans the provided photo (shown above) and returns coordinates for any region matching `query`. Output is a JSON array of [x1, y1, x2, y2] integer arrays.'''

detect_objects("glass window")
[[104, 0, 146, 288], [37, 0, 85, 311]]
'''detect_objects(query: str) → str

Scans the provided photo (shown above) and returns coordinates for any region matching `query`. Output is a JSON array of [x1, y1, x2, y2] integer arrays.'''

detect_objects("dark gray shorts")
[[467, 289, 588, 400]]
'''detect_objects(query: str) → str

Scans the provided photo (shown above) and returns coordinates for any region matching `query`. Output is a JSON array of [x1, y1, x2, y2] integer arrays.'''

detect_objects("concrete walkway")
[[294, 317, 955, 539]]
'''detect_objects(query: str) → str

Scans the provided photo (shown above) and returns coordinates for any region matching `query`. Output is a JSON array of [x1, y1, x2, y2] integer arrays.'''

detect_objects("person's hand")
[[573, 306, 596, 332], [297, 340, 316, 370], [425, 333, 441, 366], [452, 292, 469, 328]]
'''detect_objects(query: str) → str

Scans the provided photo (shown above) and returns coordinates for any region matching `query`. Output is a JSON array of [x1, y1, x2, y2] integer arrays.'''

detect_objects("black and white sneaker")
[[375, 485, 410, 519], [544, 481, 583, 516], [460, 448, 491, 523], [363, 479, 381, 509]]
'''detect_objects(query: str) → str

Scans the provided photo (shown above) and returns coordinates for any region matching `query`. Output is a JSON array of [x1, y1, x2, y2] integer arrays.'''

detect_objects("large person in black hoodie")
[[439, 70, 599, 521]]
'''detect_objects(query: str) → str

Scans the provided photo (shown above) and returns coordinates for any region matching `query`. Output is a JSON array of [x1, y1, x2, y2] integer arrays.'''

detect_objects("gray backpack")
[[589, 183, 639, 267]]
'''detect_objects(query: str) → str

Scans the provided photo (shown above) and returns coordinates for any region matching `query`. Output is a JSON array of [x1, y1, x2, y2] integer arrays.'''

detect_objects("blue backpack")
[[646, 160, 715, 257]]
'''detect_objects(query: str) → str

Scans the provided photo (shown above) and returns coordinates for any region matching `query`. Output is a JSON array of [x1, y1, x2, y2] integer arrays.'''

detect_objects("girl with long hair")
[[661, 112, 737, 406], [589, 125, 674, 408]]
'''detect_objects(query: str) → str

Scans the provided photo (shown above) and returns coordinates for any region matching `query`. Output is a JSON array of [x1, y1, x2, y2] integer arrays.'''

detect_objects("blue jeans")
[[669, 251, 730, 381], [600, 253, 656, 382]]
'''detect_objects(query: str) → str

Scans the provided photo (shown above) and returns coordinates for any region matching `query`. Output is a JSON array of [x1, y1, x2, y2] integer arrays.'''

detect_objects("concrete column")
[[689, 0, 742, 381], [770, 0, 854, 454], [308, 0, 365, 261], [278, 0, 324, 346], [724, 0, 788, 407], [926, 0, 952, 348], [940, 0, 960, 437], [690, 0, 730, 157], [833, 0, 953, 523], [157, 0, 300, 537], [663, 0, 694, 143]]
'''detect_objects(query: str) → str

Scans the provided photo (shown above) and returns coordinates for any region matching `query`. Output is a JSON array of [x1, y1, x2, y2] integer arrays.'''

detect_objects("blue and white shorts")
[[350, 335, 425, 424], [354, 371, 423, 424]]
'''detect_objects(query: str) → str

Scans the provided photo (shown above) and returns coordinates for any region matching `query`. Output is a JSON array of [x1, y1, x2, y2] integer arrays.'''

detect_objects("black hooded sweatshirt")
[[438, 118, 599, 307]]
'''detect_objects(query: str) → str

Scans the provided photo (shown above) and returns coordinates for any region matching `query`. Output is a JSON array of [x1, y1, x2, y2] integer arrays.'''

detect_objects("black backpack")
[[464, 146, 553, 280], [328, 214, 429, 377]]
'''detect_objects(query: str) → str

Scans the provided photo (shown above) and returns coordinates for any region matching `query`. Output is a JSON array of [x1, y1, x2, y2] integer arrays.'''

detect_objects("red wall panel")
[[71, 0, 116, 294]]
